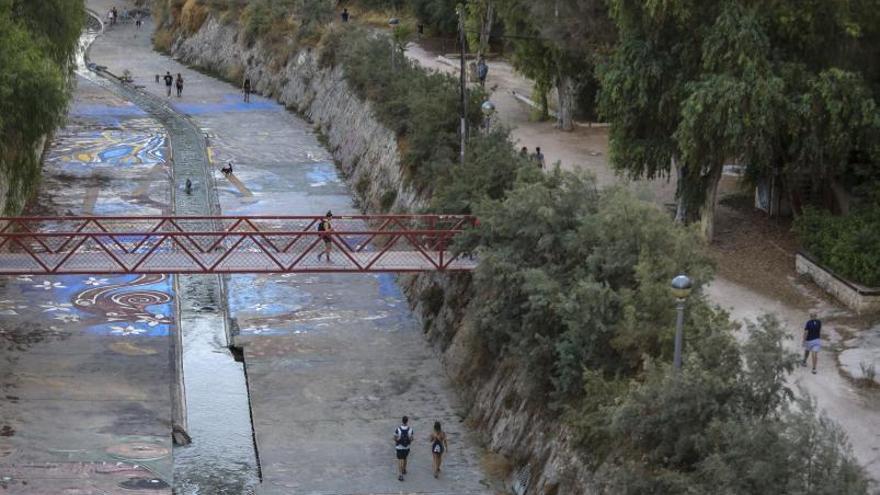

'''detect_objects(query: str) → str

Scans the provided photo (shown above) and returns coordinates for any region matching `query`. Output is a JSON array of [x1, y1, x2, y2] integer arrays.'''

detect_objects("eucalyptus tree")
[[599, 0, 880, 240], [496, 0, 613, 130]]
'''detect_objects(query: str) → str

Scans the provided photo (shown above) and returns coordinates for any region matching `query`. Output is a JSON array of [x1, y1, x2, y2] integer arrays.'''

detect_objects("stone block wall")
[[796, 253, 880, 314]]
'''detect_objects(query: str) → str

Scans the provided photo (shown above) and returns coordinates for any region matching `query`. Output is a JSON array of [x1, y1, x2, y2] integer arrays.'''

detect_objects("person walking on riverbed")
[[430, 421, 448, 479], [243, 77, 252, 103], [175, 73, 184, 97], [163, 72, 173, 97], [394, 416, 413, 482]]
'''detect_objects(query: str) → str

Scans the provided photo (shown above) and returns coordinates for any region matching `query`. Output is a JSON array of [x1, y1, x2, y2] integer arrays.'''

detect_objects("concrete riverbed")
[[1, 1, 499, 493]]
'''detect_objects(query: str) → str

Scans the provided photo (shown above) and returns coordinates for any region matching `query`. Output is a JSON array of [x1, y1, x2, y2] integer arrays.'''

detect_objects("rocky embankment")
[[161, 17, 593, 493]]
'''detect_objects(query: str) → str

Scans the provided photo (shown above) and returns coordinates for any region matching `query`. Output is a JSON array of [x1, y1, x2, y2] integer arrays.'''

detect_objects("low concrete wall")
[[796, 252, 880, 314]]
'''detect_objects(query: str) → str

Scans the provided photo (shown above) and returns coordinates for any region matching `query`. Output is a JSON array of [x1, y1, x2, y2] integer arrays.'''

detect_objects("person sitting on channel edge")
[[221, 162, 233, 176]]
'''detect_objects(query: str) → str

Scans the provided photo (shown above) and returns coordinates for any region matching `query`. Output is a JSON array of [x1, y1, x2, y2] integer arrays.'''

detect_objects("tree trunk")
[[673, 156, 687, 224], [479, 2, 494, 58], [699, 163, 724, 242], [555, 73, 575, 132]]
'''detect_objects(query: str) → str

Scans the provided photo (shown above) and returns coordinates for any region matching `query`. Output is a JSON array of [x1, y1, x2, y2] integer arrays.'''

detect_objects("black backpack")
[[397, 426, 411, 448]]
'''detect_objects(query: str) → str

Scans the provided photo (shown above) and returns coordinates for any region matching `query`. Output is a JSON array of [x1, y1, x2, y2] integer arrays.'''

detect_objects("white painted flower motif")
[[16, 275, 33, 282], [0, 299, 27, 315], [250, 303, 269, 312], [40, 302, 73, 312], [243, 325, 270, 335], [110, 325, 146, 336], [136, 313, 170, 327], [54, 314, 81, 323], [84, 277, 109, 286], [33, 281, 67, 291]]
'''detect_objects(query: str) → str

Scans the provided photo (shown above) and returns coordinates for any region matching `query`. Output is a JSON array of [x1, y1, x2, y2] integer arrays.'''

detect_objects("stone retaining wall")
[[796, 252, 880, 314]]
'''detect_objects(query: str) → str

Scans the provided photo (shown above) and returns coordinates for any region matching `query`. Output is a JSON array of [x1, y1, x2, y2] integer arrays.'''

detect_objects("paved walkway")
[[408, 41, 880, 484], [89, 3, 495, 494], [405, 45, 677, 206]]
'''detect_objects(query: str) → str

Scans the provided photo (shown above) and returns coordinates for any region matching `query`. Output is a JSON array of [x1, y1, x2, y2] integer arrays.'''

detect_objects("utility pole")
[[457, 3, 467, 167]]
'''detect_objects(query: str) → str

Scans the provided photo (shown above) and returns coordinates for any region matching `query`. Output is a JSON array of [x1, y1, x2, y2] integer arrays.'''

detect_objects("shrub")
[[466, 171, 714, 398], [795, 207, 880, 286]]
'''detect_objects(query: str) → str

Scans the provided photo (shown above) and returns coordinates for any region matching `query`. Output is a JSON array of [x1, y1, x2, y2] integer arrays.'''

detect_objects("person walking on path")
[[803, 312, 822, 374], [316, 211, 334, 263], [429, 421, 448, 479], [243, 77, 252, 103], [519, 146, 529, 159], [477, 57, 489, 88], [394, 416, 413, 482], [341, 8, 349, 23], [533, 147, 546, 169], [163, 72, 173, 97], [175, 73, 184, 98], [135, 13, 142, 29]]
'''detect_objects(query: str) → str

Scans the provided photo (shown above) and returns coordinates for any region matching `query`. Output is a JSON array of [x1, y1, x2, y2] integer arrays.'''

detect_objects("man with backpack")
[[394, 416, 413, 482]]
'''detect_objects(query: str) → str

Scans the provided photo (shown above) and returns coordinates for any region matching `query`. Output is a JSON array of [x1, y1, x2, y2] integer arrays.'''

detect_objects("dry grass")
[[153, 27, 176, 53], [481, 451, 514, 481], [181, 0, 209, 34]]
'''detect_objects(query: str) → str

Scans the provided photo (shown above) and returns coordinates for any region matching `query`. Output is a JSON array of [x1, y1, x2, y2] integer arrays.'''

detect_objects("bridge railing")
[[0, 215, 477, 274]]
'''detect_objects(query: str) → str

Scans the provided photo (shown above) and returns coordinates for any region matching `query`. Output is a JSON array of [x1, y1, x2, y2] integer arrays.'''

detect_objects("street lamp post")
[[481, 100, 495, 132], [670, 274, 693, 371], [456, 3, 467, 167], [388, 18, 400, 71]]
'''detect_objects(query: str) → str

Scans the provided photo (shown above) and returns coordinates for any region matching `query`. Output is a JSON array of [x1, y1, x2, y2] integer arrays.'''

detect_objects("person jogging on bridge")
[[163, 71, 173, 97], [316, 211, 334, 263], [394, 416, 413, 482]]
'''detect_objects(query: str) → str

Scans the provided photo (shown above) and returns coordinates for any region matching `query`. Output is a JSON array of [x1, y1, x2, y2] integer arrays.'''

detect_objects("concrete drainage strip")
[[81, 6, 260, 482]]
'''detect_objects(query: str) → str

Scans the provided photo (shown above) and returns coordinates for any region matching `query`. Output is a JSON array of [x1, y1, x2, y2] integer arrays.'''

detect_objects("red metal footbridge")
[[0, 215, 477, 275]]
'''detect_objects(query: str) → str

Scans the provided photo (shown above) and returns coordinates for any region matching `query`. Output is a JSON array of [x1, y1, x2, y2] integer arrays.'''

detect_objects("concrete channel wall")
[[163, 17, 596, 494]]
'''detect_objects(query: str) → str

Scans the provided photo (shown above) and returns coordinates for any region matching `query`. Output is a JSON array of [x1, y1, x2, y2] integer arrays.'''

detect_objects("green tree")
[[599, 0, 880, 240]]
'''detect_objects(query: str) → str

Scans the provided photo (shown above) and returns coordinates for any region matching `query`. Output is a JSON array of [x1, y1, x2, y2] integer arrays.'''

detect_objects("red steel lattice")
[[0, 215, 477, 275]]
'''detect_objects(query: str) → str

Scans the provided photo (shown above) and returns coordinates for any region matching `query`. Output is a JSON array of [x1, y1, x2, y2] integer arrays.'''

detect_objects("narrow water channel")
[[81, 10, 260, 493]]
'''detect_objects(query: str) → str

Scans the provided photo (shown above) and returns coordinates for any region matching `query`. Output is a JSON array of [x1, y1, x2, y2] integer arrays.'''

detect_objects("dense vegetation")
[[796, 207, 880, 287], [156, 2, 872, 492], [0, 0, 84, 213]]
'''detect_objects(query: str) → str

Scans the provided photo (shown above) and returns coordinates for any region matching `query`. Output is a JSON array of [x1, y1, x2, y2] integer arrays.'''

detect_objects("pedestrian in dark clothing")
[[341, 8, 349, 23], [394, 416, 413, 482], [135, 14, 142, 29], [163, 72, 173, 97], [477, 57, 489, 88], [175, 73, 184, 97], [803, 311, 822, 374], [317, 211, 334, 263], [417, 24, 424, 38], [184, 178, 192, 195], [533, 147, 545, 169], [243, 78, 252, 103]]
